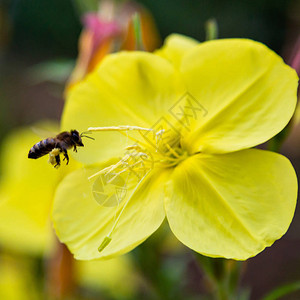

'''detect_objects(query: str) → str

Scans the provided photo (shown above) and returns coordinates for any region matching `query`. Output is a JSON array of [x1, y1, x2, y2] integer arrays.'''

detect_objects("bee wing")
[[30, 122, 60, 139]]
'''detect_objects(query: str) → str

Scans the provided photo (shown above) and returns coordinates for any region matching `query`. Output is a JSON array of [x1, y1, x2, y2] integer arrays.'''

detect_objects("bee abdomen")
[[28, 138, 57, 159]]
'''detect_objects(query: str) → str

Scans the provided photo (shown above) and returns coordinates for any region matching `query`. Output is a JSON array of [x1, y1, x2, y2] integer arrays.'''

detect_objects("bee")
[[28, 130, 94, 168]]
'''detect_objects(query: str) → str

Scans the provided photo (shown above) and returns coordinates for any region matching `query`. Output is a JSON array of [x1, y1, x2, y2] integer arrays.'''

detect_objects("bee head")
[[71, 130, 84, 147]]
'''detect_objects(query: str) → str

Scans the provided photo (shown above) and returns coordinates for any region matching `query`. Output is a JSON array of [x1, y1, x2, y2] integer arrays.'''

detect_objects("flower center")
[[87, 125, 189, 253], [88, 125, 188, 183]]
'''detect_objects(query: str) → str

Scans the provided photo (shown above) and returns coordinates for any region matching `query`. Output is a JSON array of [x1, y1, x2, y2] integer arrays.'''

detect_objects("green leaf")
[[262, 281, 300, 300]]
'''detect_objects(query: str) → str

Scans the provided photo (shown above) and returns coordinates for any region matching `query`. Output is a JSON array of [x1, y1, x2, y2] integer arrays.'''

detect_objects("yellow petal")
[[165, 149, 297, 260], [155, 34, 199, 68], [62, 52, 185, 164], [52, 165, 169, 260], [180, 39, 298, 154]]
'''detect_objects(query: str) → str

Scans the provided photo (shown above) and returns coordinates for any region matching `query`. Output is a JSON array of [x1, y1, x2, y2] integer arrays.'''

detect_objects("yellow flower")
[[0, 124, 140, 296], [52, 36, 298, 261], [0, 254, 40, 300], [0, 122, 85, 255], [0, 123, 61, 255]]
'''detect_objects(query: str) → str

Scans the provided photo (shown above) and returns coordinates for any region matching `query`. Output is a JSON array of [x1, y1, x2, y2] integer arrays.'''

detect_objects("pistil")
[[87, 125, 189, 252]]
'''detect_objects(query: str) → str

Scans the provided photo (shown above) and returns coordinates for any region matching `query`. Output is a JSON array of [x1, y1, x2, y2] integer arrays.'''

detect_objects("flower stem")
[[45, 240, 75, 299], [132, 13, 145, 51], [132, 226, 185, 300], [205, 18, 218, 40], [195, 254, 246, 300]]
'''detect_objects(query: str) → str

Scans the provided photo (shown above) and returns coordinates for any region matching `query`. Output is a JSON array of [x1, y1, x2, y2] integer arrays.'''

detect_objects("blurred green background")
[[0, 0, 300, 299]]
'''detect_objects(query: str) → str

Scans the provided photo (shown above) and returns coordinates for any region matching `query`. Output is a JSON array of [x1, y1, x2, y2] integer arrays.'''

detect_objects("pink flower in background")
[[67, 0, 160, 90], [82, 13, 121, 56]]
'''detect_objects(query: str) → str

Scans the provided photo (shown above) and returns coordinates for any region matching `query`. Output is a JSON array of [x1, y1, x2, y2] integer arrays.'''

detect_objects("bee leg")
[[63, 150, 69, 165], [54, 154, 61, 168], [73, 145, 77, 153]]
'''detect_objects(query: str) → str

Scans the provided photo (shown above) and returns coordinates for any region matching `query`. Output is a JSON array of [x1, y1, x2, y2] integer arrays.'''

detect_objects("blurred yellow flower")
[[0, 123, 141, 297], [0, 254, 40, 300], [53, 36, 298, 261], [0, 122, 62, 255], [75, 255, 139, 298]]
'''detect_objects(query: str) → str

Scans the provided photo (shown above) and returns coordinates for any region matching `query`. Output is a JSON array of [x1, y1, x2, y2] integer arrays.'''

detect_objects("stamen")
[[87, 124, 189, 254], [88, 155, 131, 180], [165, 142, 180, 158], [138, 130, 159, 152], [88, 125, 153, 132], [156, 129, 165, 136], [114, 130, 149, 150], [155, 129, 165, 150], [98, 169, 151, 253], [125, 145, 142, 151], [107, 160, 145, 182]]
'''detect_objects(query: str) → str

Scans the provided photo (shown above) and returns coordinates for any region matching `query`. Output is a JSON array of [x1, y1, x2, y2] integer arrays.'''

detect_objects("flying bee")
[[28, 130, 94, 168]]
